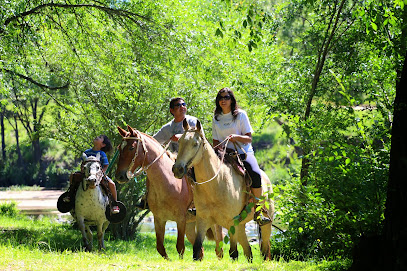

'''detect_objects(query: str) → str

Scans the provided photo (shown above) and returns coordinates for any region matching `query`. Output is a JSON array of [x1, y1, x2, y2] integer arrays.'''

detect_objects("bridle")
[[181, 129, 229, 185], [82, 159, 103, 191], [122, 130, 170, 179]]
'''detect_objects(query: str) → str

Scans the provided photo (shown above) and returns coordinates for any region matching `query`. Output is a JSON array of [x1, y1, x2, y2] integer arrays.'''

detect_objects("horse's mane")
[[84, 155, 100, 162], [135, 130, 176, 160]]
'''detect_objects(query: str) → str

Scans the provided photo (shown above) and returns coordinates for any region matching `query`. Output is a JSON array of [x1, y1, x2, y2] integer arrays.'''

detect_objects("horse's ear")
[[183, 118, 190, 131], [118, 126, 127, 137], [96, 152, 101, 161], [196, 120, 202, 131], [82, 153, 87, 161], [127, 125, 135, 136], [196, 120, 205, 137]]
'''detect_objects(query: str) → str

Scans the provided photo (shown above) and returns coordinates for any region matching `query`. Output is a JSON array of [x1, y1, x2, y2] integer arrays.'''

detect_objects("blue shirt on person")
[[83, 148, 109, 166]]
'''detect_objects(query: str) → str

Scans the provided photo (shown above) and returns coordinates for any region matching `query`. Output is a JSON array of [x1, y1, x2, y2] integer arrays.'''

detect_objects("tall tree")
[[0, 105, 5, 160]]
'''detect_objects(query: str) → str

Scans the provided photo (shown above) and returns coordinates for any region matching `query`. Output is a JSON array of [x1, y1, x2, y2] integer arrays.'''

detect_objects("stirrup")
[[187, 207, 196, 216]]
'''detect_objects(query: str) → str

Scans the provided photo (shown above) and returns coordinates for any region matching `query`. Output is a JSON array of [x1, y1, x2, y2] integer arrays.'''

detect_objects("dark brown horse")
[[115, 126, 220, 259]]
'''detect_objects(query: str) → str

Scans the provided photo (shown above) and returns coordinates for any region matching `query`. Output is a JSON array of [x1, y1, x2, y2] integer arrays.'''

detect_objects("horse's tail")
[[257, 223, 263, 254]]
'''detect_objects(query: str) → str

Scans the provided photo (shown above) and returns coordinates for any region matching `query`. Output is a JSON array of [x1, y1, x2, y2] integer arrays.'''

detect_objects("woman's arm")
[[228, 132, 252, 144]]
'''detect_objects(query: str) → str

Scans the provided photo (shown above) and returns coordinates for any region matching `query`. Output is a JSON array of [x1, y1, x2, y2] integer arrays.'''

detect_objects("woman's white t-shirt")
[[212, 109, 254, 154]]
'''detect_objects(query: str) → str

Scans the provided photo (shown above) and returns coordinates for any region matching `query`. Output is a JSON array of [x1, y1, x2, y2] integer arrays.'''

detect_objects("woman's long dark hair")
[[214, 87, 239, 121], [100, 135, 113, 153]]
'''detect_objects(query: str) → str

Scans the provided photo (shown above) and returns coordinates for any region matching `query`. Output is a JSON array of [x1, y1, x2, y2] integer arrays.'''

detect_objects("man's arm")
[[153, 123, 172, 144]]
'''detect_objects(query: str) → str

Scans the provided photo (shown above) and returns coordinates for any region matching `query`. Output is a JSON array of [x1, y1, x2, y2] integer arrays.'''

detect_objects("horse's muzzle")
[[172, 164, 187, 179], [115, 170, 130, 184], [86, 177, 97, 189]]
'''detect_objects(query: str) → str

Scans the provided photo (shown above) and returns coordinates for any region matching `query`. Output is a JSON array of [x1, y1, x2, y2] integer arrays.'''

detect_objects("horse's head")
[[172, 119, 205, 178], [115, 125, 145, 184], [82, 153, 104, 189]]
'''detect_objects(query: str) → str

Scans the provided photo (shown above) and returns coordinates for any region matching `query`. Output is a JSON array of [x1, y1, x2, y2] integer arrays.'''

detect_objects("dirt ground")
[[0, 189, 65, 216]]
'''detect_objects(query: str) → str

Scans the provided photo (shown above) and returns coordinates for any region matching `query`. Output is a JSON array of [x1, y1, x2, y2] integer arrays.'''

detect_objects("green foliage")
[[0, 0, 402, 262], [0, 201, 20, 217], [0, 139, 73, 188], [270, 107, 389, 259]]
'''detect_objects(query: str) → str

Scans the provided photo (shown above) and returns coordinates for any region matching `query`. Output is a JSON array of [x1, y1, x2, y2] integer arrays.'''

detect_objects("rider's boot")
[[254, 204, 272, 226]]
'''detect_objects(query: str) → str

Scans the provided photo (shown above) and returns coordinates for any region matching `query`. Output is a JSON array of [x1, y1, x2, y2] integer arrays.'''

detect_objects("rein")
[[184, 129, 229, 185], [123, 131, 171, 179]]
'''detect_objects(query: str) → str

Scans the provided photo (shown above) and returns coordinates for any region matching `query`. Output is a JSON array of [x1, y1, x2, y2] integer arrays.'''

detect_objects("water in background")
[[139, 215, 261, 243]]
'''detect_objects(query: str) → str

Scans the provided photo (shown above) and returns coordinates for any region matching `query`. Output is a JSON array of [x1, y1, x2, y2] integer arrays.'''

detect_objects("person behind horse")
[[136, 97, 200, 212], [64, 135, 120, 214], [212, 87, 271, 226]]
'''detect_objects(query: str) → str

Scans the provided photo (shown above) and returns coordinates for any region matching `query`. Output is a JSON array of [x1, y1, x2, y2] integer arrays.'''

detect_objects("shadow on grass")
[[0, 218, 217, 257]]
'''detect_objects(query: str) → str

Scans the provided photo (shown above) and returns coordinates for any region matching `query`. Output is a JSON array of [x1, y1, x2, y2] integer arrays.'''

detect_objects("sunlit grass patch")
[[0, 215, 350, 270], [0, 185, 43, 192]]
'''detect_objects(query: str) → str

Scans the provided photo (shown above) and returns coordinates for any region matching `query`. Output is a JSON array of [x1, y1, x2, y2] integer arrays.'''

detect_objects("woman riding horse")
[[212, 87, 271, 226]]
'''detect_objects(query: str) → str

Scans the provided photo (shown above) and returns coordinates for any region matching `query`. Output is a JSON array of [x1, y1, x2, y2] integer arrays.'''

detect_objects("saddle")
[[214, 147, 252, 187]]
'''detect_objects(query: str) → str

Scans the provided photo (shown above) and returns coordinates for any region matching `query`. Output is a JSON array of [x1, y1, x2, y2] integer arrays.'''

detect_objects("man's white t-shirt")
[[212, 109, 254, 154], [153, 115, 199, 153]]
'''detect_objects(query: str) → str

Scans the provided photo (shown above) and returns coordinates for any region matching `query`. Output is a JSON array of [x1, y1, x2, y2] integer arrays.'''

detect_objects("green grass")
[[0, 185, 43, 191], [0, 214, 350, 270]]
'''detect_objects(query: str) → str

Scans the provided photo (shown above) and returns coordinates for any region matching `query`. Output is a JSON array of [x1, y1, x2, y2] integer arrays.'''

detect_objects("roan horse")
[[115, 125, 219, 259], [71, 153, 110, 252], [172, 119, 274, 261]]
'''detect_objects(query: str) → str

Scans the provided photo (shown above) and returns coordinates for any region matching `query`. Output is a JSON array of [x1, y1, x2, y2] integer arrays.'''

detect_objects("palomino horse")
[[72, 153, 110, 252], [172, 119, 274, 261], [115, 126, 219, 259]]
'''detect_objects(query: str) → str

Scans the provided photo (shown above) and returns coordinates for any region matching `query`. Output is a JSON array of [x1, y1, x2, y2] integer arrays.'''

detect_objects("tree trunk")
[[14, 116, 24, 166], [350, 48, 407, 271], [381, 48, 407, 271], [300, 0, 347, 185], [1, 110, 5, 160], [32, 98, 42, 164]]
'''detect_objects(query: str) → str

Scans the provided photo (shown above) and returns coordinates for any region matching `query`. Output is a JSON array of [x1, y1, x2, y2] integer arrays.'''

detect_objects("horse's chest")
[[75, 190, 108, 219]]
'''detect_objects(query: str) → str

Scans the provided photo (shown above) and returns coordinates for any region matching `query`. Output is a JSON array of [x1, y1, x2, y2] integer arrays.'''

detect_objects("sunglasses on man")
[[174, 102, 187, 108]]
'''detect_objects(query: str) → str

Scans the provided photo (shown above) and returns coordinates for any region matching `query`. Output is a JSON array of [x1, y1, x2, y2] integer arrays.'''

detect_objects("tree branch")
[[3, 2, 152, 29], [2, 68, 69, 90]]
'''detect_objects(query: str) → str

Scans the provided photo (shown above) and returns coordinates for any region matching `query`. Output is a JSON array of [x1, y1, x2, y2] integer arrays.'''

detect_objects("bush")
[[0, 139, 74, 188], [0, 201, 20, 217]]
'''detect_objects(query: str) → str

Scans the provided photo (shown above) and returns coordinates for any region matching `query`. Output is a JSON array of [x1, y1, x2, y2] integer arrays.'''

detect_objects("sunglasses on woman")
[[219, 95, 231, 101]]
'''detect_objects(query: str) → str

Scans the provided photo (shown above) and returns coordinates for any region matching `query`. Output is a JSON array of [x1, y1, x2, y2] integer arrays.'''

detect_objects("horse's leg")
[[185, 221, 197, 244], [259, 223, 272, 260], [77, 217, 91, 252], [154, 217, 168, 259], [193, 218, 210, 261], [85, 225, 93, 251], [229, 231, 239, 261], [97, 221, 110, 250], [176, 217, 186, 258], [214, 225, 224, 259], [186, 222, 205, 259], [236, 224, 253, 262]]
